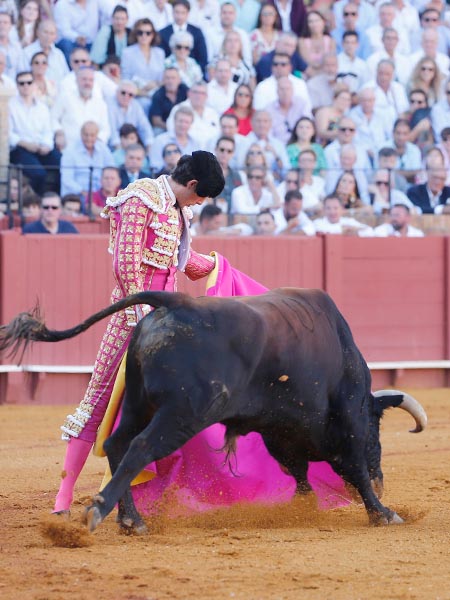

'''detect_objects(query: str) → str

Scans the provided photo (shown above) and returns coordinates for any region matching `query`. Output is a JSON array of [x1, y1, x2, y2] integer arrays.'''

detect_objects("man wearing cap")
[[53, 151, 225, 515]]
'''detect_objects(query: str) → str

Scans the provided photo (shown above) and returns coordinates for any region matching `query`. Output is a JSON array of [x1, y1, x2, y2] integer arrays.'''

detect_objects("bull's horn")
[[373, 389, 427, 433]]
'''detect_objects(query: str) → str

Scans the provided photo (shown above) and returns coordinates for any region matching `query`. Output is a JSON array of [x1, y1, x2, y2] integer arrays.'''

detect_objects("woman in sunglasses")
[[407, 57, 442, 105], [121, 18, 165, 111], [164, 30, 202, 88]]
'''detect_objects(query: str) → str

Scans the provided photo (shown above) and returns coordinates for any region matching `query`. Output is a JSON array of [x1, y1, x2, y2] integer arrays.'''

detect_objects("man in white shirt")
[[313, 193, 373, 236], [266, 76, 309, 145], [253, 51, 312, 113], [324, 116, 371, 173], [373, 203, 424, 236], [349, 87, 391, 161], [431, 78, 450, 142], [366, 27, 410, 85], [150, 105, 199, 170], [205, 1, 252, 65], [272, 189, 316, 236], [337, 30, 369, 92], [407, 28, 450, 78], [363, 59, 408, 132], [334, 0, 377, 32], [52, 66, 111, 146], [108, 80, 154, 151], [53, 0, 100, 65], [9, 70, 61, 195], [23, 20, 69, 83], [366, 2, 410, 55], [59, 47, 116, 100], [166, 81, 220, 148], [206, 58, 237, 115]]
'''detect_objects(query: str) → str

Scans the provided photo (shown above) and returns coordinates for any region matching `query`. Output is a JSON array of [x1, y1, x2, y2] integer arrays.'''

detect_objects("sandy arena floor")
[[0, 389, 449, 600]]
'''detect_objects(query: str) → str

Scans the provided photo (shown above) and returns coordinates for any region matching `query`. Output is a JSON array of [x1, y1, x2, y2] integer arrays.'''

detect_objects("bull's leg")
[[261, 433, 312, 495], [330, 447, 403, 525], [83, 405, 207, 532]]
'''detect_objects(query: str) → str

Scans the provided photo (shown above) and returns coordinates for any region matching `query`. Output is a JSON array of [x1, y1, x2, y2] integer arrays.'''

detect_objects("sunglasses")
[[42, 205, 60, 210], [73, 58, 88, 64], [18, 80, 33, 85], [164, 148, 181, 155], [272, 61, 289, 67], [343, 11, 357, 16], [339, 127, 355, 133], [137, 29, 154, 36], [175, 44, 190, 50], [423, 17, 438, 22], [120, 90, 135, 97], [32, 60, 47, 65], [375, 181, 389, 186], [218, 147, 233, 153]]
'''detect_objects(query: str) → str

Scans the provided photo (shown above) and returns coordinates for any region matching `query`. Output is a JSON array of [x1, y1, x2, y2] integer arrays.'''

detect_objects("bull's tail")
[[0, 291, 191, 361]]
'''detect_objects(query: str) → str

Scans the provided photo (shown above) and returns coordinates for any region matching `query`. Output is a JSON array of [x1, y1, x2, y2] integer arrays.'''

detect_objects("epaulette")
[[106, 179, 166, 213]]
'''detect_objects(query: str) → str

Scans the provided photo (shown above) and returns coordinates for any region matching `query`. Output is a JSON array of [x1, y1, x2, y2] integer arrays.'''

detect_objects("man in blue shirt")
[[23, 192, 79, 234]]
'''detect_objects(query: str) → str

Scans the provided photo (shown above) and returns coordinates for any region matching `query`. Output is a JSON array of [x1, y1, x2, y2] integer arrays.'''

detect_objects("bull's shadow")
[[0, 288, 427, 532]]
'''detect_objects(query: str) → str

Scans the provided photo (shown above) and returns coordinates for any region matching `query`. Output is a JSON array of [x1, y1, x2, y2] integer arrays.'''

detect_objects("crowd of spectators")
[[0, 0, 449, 237]]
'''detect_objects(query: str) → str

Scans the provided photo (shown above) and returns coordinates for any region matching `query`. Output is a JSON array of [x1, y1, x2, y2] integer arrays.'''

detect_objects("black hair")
[[199, 204, 222, 222], [172, 152, 225, 198], [285, 190, 303, 203]]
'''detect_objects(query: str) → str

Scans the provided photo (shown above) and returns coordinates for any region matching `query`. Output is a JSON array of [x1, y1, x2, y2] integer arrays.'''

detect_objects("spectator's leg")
[[40, 148, 62, 194], [10, 147, 46, 195]]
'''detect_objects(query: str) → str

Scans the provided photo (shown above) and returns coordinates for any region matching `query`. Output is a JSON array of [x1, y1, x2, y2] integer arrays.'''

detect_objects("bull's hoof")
[[118, 516, 148, 536], [82, 506, 103, 532], [370, 511, 404, 526]]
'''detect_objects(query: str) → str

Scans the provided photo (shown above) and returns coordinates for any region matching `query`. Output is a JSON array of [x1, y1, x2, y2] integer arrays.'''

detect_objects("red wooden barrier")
[[1, 231, 449, 403]]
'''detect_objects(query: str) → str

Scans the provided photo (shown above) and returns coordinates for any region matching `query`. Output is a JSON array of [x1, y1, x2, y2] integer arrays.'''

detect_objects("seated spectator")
[[60, 120, 115, 202], [272, 189, 315, 236], [206, 57, 238, 116], [385, 118, 422, 183], [377, 146, 408, 193], [402, 88, 433, 152], [407, 168, 450, 214], [164, 30, 203, 88], [324, 116, 370, 175], [415, 5, 450, 56], [236, 110, 290, 177], [59, 47, 117, 100], [337, 30, 369, 93], [366, 27, 410, 86], [30, 51, 57, 108], [23, 19, 69, 83], [416, 146, 447, 185], [332, 1, 372, 59], [298, 149, 325, 217], [368, 168, 416, 214], [431, 77, 450, 142], [108, 80, 154, 153], [53, 0, 99, 65], [255, 30, 306, 84], [213, 135, 242, 214], [166, 81, 220, 148], [253, 51, 311, 113], [249, 2, 282, 66], [314, 87, 352, 145], [61, 193, 83, 217], [159, 0, 208, 75], [112, 123, 150, 169], [91, 165, 121, 215], [120, 18, 165, 112], [9, 70, 61, 196], [148, 66, 189, 134], [154, 143, 182, 177], [52, 66, 111, 146], [0, 174, 35, 216], [231, 165, 280, 214], [276, 167, 300, 202], [191, 204, 225, 235], [298, 10, 335, 79], [90, 4, 132, 67], [217, 29, 255, 88], [22, 191, 79, 234], [241, 142, 272, 182], [287, 116, 326, 174], [0, 12, 25, 79], [407, 56, 442, 106], [313, 194, 373, 236], [266, 76, 310, 145], [325, 144, 370, 204], [408, 29, 449, 80], [0, 48, 16, 92], [333, 170, 372, 218], [306, 53, 341, 112], [349, 87, 391, 165], [254, 208, 277, 235], [16, 0, 41, 49], [119, 143, 150, 187], [22, 190, 41, 220], [223, 83, 253, 136], [373, 204, 424, 237], [150, 106, 198, 171], [206, 2, 252, 68], [366, 3, 409, 56]]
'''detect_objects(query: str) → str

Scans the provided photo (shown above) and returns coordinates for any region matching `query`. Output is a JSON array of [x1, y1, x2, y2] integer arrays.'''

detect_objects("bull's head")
[[367, 390, 427, 498]]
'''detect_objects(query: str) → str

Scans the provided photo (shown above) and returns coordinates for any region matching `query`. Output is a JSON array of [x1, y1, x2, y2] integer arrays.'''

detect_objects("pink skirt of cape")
[[130, 254, 351, 514]]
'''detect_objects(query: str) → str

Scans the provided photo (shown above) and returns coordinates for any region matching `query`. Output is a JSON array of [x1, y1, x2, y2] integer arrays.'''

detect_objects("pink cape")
[[129, 254, 351, 514]]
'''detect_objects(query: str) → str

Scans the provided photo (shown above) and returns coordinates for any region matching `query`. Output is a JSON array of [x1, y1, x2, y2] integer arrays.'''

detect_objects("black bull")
[[0, 288, 427, 530]]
